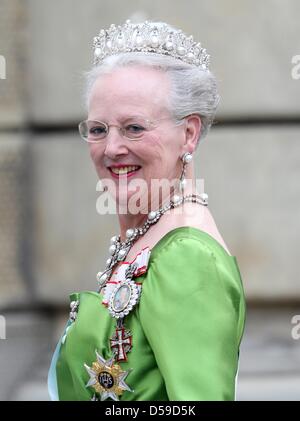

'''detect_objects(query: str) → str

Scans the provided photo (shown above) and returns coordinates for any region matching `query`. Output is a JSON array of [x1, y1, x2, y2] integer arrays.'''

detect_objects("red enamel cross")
[[110, 327, 132, 362]]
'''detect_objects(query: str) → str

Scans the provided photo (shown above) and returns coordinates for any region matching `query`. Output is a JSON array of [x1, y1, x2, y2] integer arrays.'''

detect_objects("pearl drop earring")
[[179, 152, 193, 195]]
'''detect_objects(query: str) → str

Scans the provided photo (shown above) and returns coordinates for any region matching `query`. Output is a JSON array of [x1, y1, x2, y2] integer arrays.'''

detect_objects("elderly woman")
[[48, 20, 246, 401]]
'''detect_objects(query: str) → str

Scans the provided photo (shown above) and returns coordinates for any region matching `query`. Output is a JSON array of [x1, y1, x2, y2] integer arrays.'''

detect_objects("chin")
[[114, 189, 135, 205], [116, 188, 150, 214]]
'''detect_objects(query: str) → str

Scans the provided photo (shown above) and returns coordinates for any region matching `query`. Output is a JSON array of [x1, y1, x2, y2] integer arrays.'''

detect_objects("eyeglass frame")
[[78, 116, 187, 143]]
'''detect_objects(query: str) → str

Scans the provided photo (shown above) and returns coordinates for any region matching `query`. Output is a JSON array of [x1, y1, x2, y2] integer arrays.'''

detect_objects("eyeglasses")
[[78, 116, 185, 143]]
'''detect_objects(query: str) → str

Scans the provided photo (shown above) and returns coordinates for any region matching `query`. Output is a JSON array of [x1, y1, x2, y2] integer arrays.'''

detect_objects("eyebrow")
[[90, 114, 149, 122]]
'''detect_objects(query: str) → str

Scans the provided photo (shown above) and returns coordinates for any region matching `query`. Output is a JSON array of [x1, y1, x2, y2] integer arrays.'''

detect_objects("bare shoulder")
[[127, 204, 232, 259], [184, 204, 233, 256]]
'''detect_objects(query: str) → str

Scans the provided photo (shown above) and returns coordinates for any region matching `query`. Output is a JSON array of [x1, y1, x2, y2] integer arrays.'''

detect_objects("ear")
[[182, 114, 201, 154]]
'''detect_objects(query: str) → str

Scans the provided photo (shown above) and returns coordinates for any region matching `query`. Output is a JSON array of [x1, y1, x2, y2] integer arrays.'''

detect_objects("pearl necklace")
[[96, 192, 208, 292]]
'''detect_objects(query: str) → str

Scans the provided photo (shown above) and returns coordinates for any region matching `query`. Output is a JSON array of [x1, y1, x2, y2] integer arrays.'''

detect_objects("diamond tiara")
[[92, 20, 210, 70]]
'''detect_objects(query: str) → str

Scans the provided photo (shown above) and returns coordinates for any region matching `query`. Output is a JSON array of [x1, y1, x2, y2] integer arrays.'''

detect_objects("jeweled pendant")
[[108, 280, 141, 319], [84, 351, 132, 401]]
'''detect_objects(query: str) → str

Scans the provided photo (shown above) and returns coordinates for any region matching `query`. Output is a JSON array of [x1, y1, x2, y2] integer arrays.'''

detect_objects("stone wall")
[[0, 0, 27, 127]]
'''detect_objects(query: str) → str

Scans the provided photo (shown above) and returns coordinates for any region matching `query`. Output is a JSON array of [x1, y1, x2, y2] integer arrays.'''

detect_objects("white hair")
[[83, 51, 220, 145]]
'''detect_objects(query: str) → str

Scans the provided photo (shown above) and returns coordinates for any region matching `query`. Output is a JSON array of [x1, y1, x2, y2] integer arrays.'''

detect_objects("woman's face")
[[88, 65, 187, 212]]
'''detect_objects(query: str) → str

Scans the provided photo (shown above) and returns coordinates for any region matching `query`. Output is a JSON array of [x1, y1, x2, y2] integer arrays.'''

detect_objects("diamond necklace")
[[96, 192, 208, 292]]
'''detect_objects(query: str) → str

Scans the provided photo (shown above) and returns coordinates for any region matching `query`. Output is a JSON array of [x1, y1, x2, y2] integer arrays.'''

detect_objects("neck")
[[118, 213, 149, 242], [117, 167, 197, 242]]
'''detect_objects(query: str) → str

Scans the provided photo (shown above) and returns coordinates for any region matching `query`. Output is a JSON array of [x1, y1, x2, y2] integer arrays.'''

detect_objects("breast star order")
[[84, 350, 133, 401]]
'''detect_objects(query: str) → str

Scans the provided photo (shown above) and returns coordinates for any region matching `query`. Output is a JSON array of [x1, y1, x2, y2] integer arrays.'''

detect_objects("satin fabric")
[[48, 226, 246, 401]]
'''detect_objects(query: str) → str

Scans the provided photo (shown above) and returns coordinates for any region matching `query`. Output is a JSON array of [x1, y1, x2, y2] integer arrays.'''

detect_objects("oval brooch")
[[108, 280, 141, 319]]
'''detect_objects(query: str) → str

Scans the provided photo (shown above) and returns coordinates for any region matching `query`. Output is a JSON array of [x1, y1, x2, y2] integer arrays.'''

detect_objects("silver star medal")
[[84, 350, 133, 401]]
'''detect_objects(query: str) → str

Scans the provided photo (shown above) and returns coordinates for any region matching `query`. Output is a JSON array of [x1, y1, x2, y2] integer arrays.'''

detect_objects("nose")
[[103, 127, 129, 159]]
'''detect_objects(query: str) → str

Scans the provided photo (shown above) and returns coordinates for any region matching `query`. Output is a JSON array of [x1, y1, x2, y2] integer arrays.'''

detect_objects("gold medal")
[[84, 351, 132, 401]]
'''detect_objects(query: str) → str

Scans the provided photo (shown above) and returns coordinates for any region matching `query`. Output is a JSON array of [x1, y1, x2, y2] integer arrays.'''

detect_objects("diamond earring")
[[179, 152, 193, 195]]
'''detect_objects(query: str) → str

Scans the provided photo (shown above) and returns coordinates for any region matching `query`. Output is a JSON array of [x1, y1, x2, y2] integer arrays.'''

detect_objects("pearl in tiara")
[[92, 20, 210, 70]]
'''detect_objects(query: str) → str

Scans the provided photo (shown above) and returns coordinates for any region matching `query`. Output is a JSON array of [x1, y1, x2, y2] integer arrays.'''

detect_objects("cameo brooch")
[[108, 263, 140, 319]]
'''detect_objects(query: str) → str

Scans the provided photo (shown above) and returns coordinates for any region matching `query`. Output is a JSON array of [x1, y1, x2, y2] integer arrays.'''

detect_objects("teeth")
[[111, 166, 140, 175]]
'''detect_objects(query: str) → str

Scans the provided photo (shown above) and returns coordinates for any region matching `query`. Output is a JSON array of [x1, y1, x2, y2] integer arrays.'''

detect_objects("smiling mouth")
[[108, 165, 141, 177]]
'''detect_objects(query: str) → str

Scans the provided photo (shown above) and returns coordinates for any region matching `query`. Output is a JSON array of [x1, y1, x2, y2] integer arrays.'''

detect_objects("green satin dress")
[[48, 226, 246, 401]]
